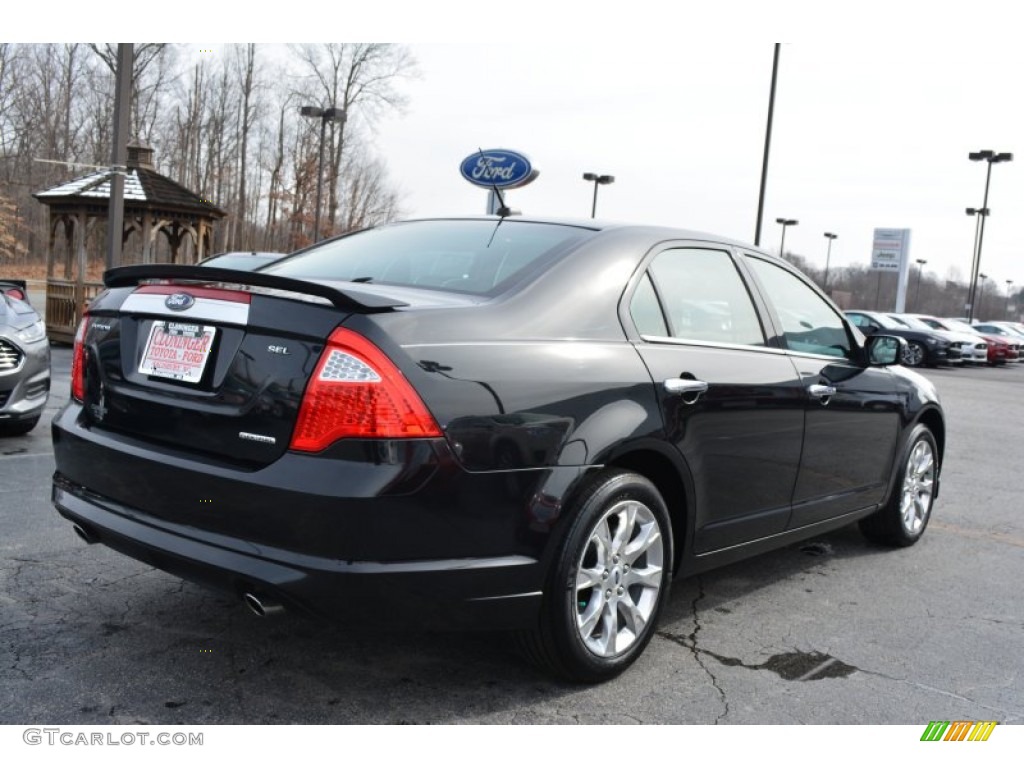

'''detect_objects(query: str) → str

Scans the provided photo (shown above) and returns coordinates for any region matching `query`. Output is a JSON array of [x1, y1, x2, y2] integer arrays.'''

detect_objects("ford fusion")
[[52, 217, 945, 681]]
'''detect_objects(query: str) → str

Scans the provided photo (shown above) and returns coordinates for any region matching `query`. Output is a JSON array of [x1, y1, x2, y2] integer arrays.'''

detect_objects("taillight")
[[290, 327, 441, 452], [71, 315, 90, 402]]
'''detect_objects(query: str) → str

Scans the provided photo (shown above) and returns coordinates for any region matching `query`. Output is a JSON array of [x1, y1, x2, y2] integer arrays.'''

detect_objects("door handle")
[[664, 378, 709, 396], [808, 384, 836, 402]]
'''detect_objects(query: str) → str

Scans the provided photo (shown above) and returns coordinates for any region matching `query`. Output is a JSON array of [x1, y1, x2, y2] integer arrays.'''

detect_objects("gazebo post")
[[34, 140, 225, 341], [74, 211, 87, 329]]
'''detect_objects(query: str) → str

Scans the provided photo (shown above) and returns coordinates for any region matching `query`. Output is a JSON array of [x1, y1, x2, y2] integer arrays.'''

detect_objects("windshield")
[[944, 318, 981, 334], [263, 219, 594, 296]]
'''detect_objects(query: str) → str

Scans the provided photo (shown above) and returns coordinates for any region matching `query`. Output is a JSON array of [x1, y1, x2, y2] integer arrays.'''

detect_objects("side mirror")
[[867, 335, 904, 366]]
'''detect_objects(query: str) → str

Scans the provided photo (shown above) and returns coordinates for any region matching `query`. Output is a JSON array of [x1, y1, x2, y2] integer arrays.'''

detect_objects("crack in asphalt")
[[657, 575, 730, 724]]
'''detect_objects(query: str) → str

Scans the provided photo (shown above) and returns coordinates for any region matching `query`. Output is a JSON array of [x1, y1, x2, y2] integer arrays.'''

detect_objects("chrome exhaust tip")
[[72, 523, 98, 545], [242, 591, 284, 618]]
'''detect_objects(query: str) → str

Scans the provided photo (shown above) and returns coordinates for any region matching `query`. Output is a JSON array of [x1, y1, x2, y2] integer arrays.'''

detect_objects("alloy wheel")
[[900, 439, 935, 534], [573, 499, 664, 657]]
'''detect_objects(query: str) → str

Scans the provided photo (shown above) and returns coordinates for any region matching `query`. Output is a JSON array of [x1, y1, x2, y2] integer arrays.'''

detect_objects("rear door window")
[[638, 247, 766, 347]]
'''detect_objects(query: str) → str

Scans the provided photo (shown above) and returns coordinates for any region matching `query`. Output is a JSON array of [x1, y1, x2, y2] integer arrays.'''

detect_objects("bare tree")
[[290, 43, 416, 237]]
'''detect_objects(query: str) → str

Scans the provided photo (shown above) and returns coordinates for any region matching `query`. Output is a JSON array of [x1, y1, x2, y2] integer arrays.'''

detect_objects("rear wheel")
[[517, 470, 672, 682], [859, 424, 937, 547]]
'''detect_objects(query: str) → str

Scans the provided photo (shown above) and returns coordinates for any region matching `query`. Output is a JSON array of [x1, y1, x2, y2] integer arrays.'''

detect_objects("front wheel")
[[901, 341, 927, 367], [517, 470, 672, 682], [859, 424, 938, 547]]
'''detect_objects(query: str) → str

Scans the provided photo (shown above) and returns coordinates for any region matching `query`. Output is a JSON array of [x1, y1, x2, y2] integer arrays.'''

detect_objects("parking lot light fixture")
[[300, 105, 347, 243], [776, 218, 798, 259], [582, 172, 615, 218], [966, 150, 1013, 322], [914, 259, 928, 310], [823, 232, 837, 290]]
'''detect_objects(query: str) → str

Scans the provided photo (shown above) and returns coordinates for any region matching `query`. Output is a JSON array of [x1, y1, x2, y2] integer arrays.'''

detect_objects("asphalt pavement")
[[1, 350, 1022, 725]]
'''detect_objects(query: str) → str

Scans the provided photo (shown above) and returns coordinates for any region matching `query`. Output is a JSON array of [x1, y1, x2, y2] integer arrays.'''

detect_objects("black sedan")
[[52, 218, 945, 682], [845, 310, 961, 367], [0, 279, 50, 435]]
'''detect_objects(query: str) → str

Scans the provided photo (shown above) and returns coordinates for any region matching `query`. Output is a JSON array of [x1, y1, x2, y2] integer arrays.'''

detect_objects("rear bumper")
[[50, 402, 572, 631], [53, 479, 543, 630]]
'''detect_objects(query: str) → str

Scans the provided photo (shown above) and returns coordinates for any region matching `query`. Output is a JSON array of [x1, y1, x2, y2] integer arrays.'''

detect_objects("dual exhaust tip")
[[242, 591, 284, 618], [71, 523, 284, 619], [72, 523, 99, 545]]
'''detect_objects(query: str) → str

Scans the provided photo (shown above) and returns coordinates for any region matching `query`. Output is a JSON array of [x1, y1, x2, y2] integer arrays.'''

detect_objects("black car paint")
[[51, 219, 944, 634]]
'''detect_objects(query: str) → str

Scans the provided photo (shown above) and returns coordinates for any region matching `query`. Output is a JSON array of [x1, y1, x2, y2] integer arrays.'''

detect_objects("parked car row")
[[845, 310, 1023, 367]]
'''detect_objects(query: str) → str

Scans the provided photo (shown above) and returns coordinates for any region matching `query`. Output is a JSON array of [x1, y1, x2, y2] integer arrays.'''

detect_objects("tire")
[[901, 340, 927, 367], [517, 470, 672, 682], [859, 424, 938, 547], [0, 415, 40, 437]]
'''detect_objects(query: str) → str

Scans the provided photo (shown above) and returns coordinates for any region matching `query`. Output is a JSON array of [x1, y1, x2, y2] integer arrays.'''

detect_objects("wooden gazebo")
[[33, 140, 226, 342]]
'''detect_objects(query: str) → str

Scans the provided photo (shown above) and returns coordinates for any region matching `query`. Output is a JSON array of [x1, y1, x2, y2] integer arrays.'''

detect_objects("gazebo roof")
[[33, 141, 226, 218]]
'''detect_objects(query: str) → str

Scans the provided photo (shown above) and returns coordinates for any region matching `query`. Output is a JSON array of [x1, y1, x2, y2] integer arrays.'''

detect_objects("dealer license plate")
[[139, 321, 216, 383]]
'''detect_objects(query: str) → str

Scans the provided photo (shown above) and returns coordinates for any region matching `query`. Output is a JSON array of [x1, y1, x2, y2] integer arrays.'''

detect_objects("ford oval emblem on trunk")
[[165, 293, 195, 311]]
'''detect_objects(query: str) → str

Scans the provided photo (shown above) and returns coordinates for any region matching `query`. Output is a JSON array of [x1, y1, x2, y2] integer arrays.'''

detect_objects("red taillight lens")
[[290, 328, 441, 452], [5, 288, 25, 300], [71, 315, 90, 402]]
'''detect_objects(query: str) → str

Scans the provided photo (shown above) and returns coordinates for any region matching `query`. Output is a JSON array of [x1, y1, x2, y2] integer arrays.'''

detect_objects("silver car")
[[0, 280, 50, 436]]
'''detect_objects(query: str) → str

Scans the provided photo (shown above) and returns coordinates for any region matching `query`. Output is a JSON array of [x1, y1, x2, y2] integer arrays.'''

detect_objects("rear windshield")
[[262, 220, 593, 295]]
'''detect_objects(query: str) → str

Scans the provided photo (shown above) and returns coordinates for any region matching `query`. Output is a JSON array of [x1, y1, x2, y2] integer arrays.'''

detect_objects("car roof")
[[379, 215, 778, 259]]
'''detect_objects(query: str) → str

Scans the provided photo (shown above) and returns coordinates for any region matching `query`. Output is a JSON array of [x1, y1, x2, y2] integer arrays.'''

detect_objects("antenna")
[[477, 148, 516, 217]]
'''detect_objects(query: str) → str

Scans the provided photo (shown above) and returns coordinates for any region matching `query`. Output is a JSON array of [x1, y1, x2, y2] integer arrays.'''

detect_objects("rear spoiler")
[[104, 265, 408, 312]]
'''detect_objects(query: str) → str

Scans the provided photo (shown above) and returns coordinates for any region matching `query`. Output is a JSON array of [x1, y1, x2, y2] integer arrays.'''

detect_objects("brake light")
[[4, 287, 25, 300], [290, 328, 441, 452], [71, 316, 90, 402]]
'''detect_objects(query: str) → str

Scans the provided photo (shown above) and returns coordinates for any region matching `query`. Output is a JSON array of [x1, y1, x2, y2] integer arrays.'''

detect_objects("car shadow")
[[3, 519, 904, 725]]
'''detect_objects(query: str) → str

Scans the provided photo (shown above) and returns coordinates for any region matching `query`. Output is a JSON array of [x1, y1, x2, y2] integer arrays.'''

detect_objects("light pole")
[[977, 273, 989, 320], [914, 258, 928, 310], [823, 232, 837, 290], [300, 105, 346, 242], [1006, 280, 1014, 319], [966, 150, 1012, 322], [582, 173, 614, 218], [776, 218, 797, 259], [965, 206, 988, 316]]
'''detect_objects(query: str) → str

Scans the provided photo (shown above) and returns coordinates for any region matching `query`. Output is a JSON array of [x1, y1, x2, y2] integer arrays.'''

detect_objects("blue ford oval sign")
[[165, 293, 195, 311], [460, 149, 535, 189]]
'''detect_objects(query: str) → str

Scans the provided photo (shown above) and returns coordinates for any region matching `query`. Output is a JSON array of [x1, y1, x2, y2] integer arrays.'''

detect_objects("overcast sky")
[[370, 39, 1023, 293], [21, 2, 1024, 295]]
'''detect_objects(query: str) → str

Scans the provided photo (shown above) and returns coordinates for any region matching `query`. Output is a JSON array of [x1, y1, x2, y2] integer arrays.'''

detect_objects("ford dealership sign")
[[460, 149, 537, 189]]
